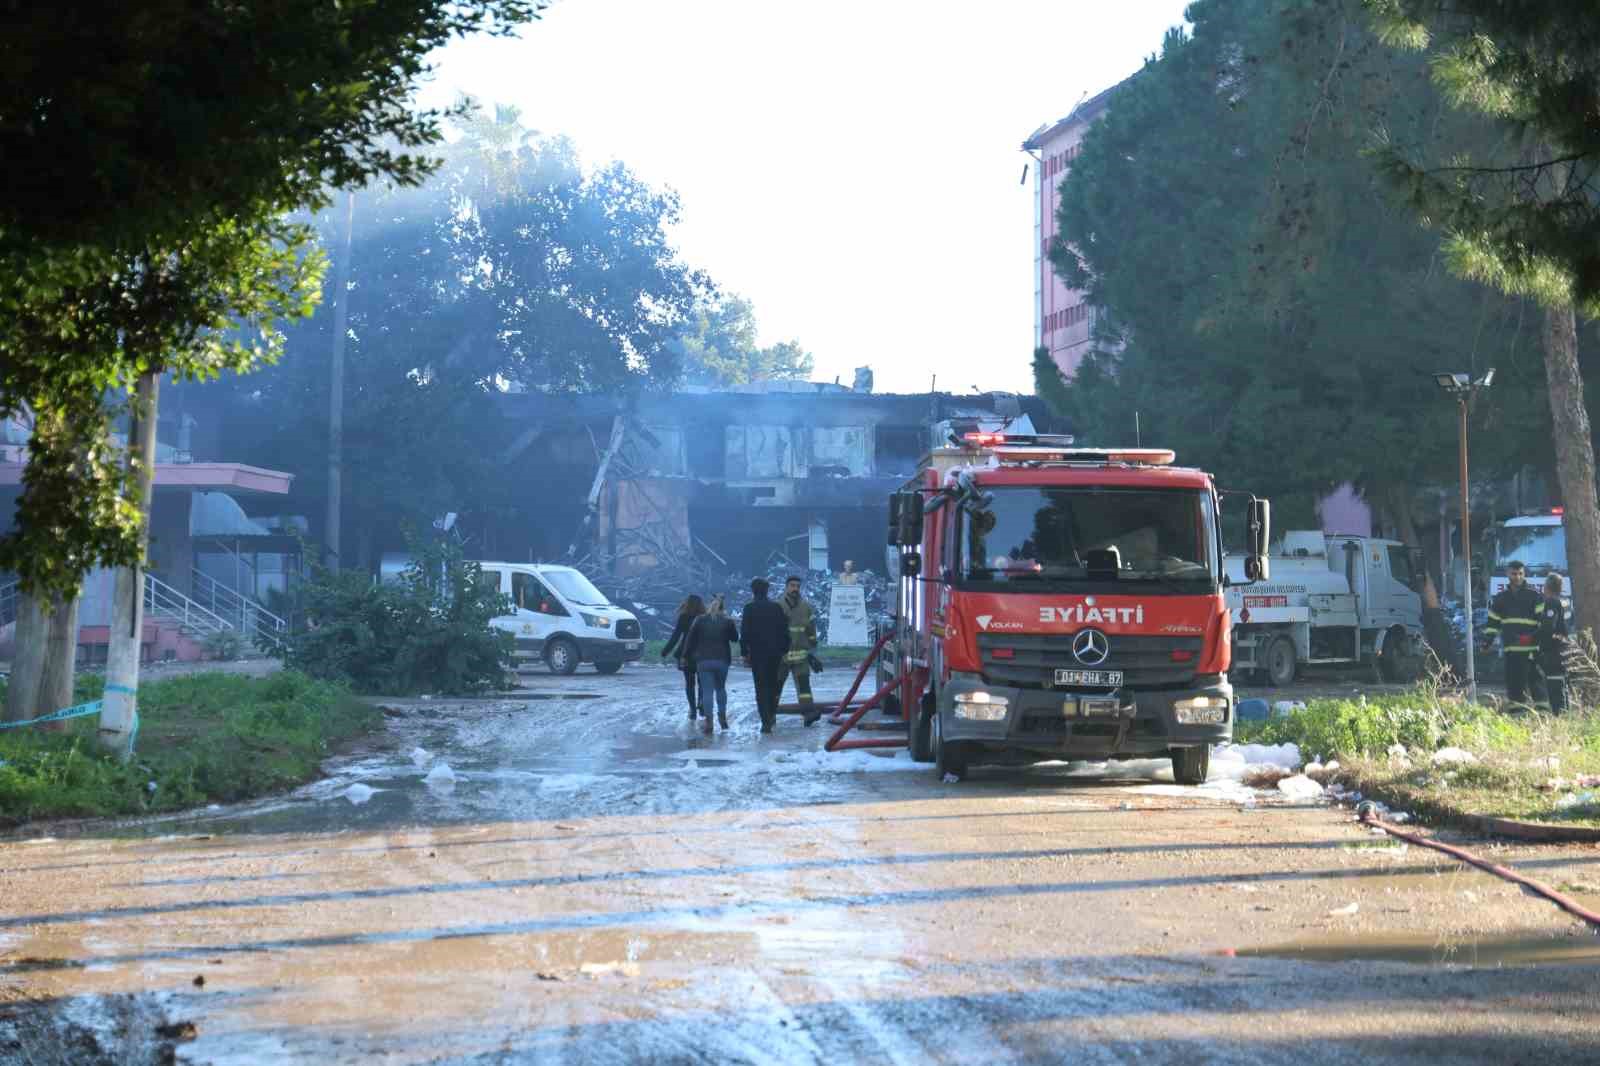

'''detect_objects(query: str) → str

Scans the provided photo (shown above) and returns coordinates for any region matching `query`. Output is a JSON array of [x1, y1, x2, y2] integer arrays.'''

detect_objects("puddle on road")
[[510, 693, 604, 701], [1241, 931, 1600, 967]]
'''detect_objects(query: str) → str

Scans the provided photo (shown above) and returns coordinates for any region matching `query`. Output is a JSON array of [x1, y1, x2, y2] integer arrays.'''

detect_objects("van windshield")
[[1493, 524, 1566, 575], [961, 487, 1218, 591], [542, 569, 611, 607]]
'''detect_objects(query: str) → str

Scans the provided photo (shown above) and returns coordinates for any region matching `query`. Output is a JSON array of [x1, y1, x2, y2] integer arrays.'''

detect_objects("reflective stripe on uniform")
[[1498, 617, 1538, 626], [1504, 645, 1539, 653]]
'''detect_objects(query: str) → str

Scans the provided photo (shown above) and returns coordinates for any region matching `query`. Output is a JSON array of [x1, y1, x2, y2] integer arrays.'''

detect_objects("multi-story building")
[[1024, 83, 1120, 381]]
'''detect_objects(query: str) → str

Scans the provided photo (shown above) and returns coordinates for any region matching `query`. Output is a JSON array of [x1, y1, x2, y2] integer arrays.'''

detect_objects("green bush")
[[203, 629, 245, 661], [0, 670, 379, 822], [285, 537, 514, 695], [1239, 688, 1527, 760]]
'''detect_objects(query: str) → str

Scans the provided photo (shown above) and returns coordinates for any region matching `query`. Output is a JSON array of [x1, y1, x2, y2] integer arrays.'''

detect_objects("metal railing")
[[189, 568, 289, 653], [144, 573, 238, 642]]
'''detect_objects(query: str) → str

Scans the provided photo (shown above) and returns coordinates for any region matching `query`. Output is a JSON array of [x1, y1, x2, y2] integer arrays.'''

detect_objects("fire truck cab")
[[879, 435, 1269, 785]]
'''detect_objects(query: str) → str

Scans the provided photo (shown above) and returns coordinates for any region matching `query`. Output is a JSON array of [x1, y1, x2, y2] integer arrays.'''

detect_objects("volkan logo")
[[977, 615, 993, 630]]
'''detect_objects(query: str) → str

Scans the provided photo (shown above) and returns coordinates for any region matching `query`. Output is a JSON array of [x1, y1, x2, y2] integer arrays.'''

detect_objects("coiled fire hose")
[[1357, 803, 1600, 933]]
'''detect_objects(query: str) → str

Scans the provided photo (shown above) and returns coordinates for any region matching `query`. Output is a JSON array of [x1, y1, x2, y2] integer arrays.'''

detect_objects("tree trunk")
[[1541, 304, 1600, 641], [37, 592, 79, 730], [1384, 483, 1421, 550], [4, 593, 48, 724], [99, 372, 160, 759]]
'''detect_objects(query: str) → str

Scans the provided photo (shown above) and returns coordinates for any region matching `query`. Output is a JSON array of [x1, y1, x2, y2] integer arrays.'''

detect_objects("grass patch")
[[1236, 683, 1600, 829], [0, 671, 379, 826]]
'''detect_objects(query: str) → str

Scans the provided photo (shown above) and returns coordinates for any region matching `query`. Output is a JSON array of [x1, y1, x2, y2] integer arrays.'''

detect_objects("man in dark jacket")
[[740, 577, 790, 733], [1483, 560, 1542, 706], [1537, 574, 1570, 714]]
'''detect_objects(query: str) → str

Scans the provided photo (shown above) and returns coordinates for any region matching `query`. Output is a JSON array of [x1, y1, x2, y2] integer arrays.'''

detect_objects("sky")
[[421, 0, 1192, 396]]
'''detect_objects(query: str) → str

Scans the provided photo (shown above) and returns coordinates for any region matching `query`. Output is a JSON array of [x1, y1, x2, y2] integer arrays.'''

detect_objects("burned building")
[[488, 382, 1067, 598]]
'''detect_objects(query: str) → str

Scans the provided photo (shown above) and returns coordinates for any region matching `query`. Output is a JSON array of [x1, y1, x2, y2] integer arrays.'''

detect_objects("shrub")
[[285, 537, 513, 695], [203, 629, 244, 661], [1239, 688, 1526, 760]]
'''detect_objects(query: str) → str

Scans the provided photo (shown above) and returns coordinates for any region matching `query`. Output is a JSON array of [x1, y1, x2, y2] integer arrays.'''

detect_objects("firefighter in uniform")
[[1537, 574, 1569, 714], [1482, 560, 1542, 706], [777, 575, 822, 726]]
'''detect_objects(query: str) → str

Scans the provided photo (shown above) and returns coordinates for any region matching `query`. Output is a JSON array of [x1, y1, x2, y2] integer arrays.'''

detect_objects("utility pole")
[[100, 371, 160, 758], [1457, 395, 1477, 705], [326, 192, 354, 572], [1434, 369, 1494, 704]]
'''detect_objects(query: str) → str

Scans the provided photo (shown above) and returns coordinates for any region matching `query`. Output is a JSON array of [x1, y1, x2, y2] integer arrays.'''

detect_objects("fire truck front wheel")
[[932, 712, 968, 781], [1171, 745, 1210, 785]]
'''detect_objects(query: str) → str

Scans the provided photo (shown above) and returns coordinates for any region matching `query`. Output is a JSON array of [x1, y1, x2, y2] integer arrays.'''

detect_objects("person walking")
[[661, 594, 706, 723], [777, 575, 821, 726], [739, 578, 789, 734], [687, 594, 739, 733], [1537, 574, 1570, 714], [1483, 560, 1542, 707]]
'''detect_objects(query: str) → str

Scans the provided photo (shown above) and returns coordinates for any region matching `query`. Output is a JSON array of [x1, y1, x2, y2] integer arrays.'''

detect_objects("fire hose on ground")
[[1357, 803, 1600, 933]]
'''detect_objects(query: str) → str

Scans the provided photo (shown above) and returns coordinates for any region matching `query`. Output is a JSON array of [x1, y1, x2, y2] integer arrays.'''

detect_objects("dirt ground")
[[0, 665, 1596, 1064]]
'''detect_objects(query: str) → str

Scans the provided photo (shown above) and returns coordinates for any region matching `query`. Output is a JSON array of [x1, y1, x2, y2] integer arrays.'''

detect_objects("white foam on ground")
[[764, 749, 922, 774]]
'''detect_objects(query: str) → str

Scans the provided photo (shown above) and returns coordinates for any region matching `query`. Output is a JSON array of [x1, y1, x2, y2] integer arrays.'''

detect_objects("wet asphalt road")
[[1, 664, 1599, 1064]]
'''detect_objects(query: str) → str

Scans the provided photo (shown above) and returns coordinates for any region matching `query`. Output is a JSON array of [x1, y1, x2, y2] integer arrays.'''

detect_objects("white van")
[[473, 562, 643, 675]]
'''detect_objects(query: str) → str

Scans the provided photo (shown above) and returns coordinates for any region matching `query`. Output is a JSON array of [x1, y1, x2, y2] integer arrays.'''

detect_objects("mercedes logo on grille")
[[1072, 628, 1110, 666]]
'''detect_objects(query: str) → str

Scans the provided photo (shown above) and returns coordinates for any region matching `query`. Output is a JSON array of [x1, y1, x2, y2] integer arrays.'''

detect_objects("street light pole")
[[1457, 393, 1477, 705], [1435, 369, 1493, 705]]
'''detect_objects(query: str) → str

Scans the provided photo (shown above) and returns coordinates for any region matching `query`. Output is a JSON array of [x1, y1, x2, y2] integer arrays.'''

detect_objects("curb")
[[1346, 777, 1600, 844]]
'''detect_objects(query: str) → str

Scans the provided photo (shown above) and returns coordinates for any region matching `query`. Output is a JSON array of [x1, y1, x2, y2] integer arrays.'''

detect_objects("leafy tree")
[[1032, 346, 1073, 417], [214, 108, 705, 565], [674, 293, 816, 386], [1052, 0, 1545, 542], [288, 535, 514, 695], [1366, 0, 1600, 641], [0, 1, 547, 597]]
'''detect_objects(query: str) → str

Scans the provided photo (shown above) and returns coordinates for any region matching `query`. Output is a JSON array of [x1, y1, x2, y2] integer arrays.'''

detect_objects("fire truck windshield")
[[960, 487, 1218, 592], [1493, 524, 1567, 575]]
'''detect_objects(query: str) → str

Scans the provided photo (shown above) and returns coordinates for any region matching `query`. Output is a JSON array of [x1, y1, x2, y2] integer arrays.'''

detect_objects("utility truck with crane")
[[821, 434, 1271, 785], [1224, 531, 1427, 686]]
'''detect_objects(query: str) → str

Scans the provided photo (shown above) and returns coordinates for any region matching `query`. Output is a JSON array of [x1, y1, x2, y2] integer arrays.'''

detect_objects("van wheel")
[[1263, 635, 1297, 687], [910, 693, 935, 763], [1171, 745, 1210, 785], [932, 711, 966, 781], [594, 661, 623, 675], [545, 637, 580, 676]]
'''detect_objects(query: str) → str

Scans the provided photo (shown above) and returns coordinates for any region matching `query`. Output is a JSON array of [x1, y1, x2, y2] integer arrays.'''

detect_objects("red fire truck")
[[825, 434, 1270, 785]]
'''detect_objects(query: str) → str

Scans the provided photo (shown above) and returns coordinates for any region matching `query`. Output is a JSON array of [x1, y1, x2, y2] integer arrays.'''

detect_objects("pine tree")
[[1368, 0, 1600, 642]]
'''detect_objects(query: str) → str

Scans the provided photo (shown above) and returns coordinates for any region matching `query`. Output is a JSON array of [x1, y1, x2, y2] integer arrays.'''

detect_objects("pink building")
[[1024, 84, 1120, 380]]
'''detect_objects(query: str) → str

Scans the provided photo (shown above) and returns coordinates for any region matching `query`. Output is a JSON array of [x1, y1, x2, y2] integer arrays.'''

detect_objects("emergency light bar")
[[958, 433, 1176, 467], [959, 432, 1076, 448]]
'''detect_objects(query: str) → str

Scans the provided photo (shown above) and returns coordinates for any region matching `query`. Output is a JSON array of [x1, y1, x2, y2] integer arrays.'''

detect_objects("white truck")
[[1488, 510, 1570, 617], [1225, 531, 1425, 686]]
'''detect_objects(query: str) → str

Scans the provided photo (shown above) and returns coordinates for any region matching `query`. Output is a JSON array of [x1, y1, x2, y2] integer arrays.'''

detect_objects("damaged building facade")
[[488, 382, 1067, 623]]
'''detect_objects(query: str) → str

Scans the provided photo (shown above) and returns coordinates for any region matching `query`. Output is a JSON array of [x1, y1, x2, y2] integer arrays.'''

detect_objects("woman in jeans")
[[661, 594, 706, 721], [687, 594, 740, 733]]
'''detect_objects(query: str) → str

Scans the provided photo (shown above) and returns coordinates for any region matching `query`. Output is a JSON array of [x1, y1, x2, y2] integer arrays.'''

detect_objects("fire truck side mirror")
[[1245, 497, 1271, 582], [892, 491, 924, 546], [887, 494, 903, 544], [900, 552, 922, 578]]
